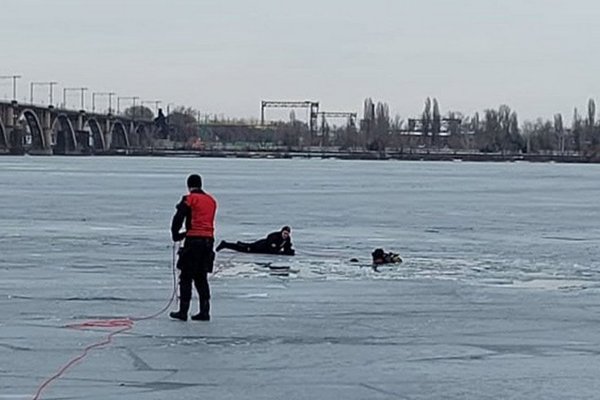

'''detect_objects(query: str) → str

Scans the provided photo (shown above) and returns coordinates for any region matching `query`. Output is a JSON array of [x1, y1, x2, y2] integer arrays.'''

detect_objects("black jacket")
[[250, 231, 295, 255]]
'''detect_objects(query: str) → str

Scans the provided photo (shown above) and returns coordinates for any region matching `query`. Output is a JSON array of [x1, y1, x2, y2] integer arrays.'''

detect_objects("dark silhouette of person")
[[169, 174, 218, 322], [154, 108, 169, 139], [371, 248, 402, 265], [216, 226, 295, 256]]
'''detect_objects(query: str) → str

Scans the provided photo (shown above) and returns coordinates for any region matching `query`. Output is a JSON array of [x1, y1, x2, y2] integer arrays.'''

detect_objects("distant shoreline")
[[3, 149, 597, 163]]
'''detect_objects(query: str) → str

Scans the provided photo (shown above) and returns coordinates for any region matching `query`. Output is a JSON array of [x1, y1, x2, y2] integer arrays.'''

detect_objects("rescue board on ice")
[[255, 262, 299, 275]]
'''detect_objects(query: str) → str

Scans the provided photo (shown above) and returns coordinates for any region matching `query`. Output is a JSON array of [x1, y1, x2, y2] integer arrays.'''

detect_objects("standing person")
[[169, 174, 217, 322], [216, 226, 295, 256]]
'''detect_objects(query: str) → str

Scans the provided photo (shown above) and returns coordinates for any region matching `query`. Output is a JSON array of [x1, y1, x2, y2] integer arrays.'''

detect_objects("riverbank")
[[127, 148, 596, 163], [3, 148, 596, 163]]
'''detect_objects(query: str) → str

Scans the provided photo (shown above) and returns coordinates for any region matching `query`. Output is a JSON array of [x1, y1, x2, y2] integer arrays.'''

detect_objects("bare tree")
[[481, 109, 500, 152], [360, 97, 375, 149], [431, 98, 441, 146], [446, 111, 465, 149], [590, 98, 600, 148], [421, 97, 432, 142], [573, 108, 583, 152], [554, 113, 564, 153], [521, 119, 553, 153], [508, 111, 522, 152], [373, 102, 390, 150], [168, 106, 199, 143], [498, 105, 512, 151], [122, 105, 154, 120], [585, 98, 596, 151]]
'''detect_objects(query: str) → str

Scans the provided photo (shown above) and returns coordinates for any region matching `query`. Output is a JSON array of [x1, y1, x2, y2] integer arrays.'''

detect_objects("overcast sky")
[[2, 0, 600, 123]]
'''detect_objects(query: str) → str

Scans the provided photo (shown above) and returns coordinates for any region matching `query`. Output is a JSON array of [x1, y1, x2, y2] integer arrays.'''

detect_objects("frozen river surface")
[[1, 156, 599, 399]]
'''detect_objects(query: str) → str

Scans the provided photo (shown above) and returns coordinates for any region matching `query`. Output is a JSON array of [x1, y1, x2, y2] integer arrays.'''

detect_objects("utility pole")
[[63, 87, 87, 109], [108, 92, 115, 114], [0, 75, 21, 100], [48, 82, 58, 106], [117, 96, 139, 116], [79, 87, 87, 109], [30, 81, 58, 105], [30, 83, 36, 103], [92, 92, 116, 113], [166, 103, 175, 115]]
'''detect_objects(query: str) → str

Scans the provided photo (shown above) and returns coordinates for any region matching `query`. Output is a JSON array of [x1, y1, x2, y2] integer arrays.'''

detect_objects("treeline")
[[358, 97, 600, 155], [463, 99, 599, 154], [123, 99, 600, 155]]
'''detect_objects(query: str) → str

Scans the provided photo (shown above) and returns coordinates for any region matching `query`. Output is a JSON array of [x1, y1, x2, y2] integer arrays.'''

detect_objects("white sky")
[[2, 0, 600, 123]]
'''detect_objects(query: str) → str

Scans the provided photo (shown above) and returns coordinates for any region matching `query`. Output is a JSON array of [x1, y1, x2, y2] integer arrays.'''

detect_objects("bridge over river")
[[0, 100, 157, 155]]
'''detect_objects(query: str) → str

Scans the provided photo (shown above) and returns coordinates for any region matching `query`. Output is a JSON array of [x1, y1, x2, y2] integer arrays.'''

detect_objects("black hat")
[[187, 174, 202, 189], [372, 248, 384, 258]]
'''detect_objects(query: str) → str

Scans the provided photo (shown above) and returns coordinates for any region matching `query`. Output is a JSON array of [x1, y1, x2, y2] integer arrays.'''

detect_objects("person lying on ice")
[[216, 226, 295, 256]]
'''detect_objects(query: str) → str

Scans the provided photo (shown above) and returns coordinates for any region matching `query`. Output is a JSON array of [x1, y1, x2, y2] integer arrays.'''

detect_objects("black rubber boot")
[[191, 300, 210, 321], [169, 300, 189, 321], [215, 241, 226, 252], [169, 310, 188, 321]]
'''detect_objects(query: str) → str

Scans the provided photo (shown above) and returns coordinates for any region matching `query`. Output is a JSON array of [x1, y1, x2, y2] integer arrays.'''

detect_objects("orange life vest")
[[185, 192, 217, 238]]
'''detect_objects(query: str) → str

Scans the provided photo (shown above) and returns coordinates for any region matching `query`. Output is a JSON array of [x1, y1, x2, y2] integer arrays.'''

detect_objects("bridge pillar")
[[6, 101, 24, 154], [106, 119, 112, 150], [0, 104, 7, 153], [77, 111, 84, 131], [76, 111, 88, 153], [40, 107, 53, 155], [6, 101, 16, 128]]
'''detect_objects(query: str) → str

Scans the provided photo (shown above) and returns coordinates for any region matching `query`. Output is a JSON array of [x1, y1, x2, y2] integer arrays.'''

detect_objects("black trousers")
[[221, 240, 269, 254], [177, 237, 214, 313]]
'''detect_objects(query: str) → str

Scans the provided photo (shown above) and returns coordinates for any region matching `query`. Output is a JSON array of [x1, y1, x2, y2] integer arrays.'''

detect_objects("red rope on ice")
[[30, 243, 180, 400], [31, 321, 134, 400], [30, 241, 231, 400]]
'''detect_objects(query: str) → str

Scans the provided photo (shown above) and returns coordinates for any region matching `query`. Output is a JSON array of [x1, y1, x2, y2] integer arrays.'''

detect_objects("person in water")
[[216, 226, 295, 255], [371, 248, 402, 265]]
